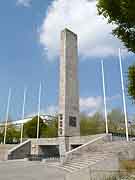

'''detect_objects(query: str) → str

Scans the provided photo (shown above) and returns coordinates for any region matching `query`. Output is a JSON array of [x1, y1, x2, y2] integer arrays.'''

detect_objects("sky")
[[0, 0, 135, 121]]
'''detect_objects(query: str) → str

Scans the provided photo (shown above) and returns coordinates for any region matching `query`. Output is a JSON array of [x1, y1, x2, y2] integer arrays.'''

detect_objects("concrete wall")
[[65, 142, 135, 180], [30, 134, 108, 154], [8, 140, 31, 160], [68, 134, 108, 150], [66, 157, 119, 180], [0, 147, 8, 161], [31, 138, 60, 155], [0, 144, 16, 161], [64, 134, 112, 163]]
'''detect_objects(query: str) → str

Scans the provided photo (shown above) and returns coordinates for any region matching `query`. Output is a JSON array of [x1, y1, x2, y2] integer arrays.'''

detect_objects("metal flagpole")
[[119, 48, 129, 141], [37, 82, 42, 140], [20, 87, 27, 144], [4, 88, 11, 144], [101, 60, 108, 134]]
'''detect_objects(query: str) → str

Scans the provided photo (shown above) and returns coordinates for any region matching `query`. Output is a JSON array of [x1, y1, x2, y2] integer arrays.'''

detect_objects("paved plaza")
[[0, 161, 66, 180]]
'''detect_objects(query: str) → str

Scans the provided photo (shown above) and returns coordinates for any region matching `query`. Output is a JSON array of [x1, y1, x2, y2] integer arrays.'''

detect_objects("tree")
[[24, 116, 47, 138], [0, 125, 20, 144], [97, 0, 135, 102], [0, 132, 3, 144], [107, 109, 125, 123], [97, 0, 135, 53], [127, 65, 135, 102], [41, 119, 58, 138], [23, 116, 58, 138], [5, 125, 20, 144], [80, 112, 105, 136], [107, 109, 126, 134]]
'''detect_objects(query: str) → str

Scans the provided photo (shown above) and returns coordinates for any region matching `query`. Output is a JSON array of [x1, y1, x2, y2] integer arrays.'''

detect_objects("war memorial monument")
[[0, 29, 135, 180]]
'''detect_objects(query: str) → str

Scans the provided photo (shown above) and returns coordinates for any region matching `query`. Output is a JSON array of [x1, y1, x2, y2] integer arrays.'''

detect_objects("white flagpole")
[[4, 88, 11, 144], [119, 48, 129, 141], [101, 60, 108, 134], [37, 82, 42, 140], [20, 87, 27, 144]]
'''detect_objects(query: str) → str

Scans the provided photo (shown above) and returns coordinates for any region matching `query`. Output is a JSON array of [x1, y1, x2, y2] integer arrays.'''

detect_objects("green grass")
[[120, 160, 135, 173]]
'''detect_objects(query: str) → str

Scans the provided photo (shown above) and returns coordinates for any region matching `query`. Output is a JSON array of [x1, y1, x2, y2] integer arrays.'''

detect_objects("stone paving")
[[0, 161, 66, 180]]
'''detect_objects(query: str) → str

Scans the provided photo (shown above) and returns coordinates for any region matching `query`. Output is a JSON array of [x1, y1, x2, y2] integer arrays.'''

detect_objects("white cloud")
[[16, 0, 32, 7], [80, 94, 121, 116], [39, 0, 123, 60], [44, 105, 58, 115], [80, 96, 103, 116], [25, 105, 58, 118]]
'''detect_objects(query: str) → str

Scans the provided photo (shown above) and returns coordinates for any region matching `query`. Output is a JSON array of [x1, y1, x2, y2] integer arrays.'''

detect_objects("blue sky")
[[0, 0, 135, 121]]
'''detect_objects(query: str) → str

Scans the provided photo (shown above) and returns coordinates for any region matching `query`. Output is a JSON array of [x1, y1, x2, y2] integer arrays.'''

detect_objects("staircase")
[[58, 138, 135, 173], [59, 152, 114, 172]]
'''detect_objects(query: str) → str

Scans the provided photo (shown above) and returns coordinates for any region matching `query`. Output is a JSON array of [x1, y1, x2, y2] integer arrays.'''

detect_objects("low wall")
[[68, 134, 108, 150], [66, 157, 119, 180], [8, 140, 31, 160], [63, 134, 112, 163], [0, 144, 16, 161], [0, 147, 8, 161]]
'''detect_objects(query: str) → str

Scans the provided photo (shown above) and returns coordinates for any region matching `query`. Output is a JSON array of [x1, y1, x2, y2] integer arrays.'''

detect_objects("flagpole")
[[101, 60, 108, 134], [4, 88, 11, 144], [119, 48, 129, 141], [20, 87, 27, 144], [37, 82, 41, 140]]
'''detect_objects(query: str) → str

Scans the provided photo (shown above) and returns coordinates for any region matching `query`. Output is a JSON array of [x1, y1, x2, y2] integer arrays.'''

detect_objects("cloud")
[[25, 105, 58, 118], [39, 0, 123, 60], [44, 105, 58, 115], [27, 94, 121, 118], [80, 94, 121, 116], [80, 96, 103, 116], [16, 0, 32, 7]]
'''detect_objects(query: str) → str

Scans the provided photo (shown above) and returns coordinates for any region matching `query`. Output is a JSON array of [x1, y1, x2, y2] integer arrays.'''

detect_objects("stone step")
[[64, 163, 86, 169], [67, 154, 111, 163], [60, 165, 79, 172], [68, 157, 102, 164], [65, 160, 96, 166], [67, 161, 96, 168]]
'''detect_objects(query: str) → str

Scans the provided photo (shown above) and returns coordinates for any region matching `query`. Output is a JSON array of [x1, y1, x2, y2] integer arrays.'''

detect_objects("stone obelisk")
[[58, 29, 80, 156]]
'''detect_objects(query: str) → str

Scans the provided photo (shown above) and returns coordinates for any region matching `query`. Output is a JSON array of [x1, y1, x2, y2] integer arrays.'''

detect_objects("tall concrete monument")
[[58, 29, 80, 138]]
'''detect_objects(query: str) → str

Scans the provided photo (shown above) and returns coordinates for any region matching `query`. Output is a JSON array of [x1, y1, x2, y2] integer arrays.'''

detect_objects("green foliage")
[[108, 109, 128, 134], [24, 116, 58, 138], [97, 0, 135, 53], [0, 125, 20, 144], [108, 109, 125, 123], [41, 119, 58, 138], [97, 0, 135, 103], [107, 109, 125, 133], [80, 109, 131, 136], [6, 125, 20, 144], [24, 116, 47, 138], [120, 160, 135, 173], [0, 132, 3, 143], [105, 176, 118, 180], [80, 112, 105, 136], [127, 65, 135, 102]]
